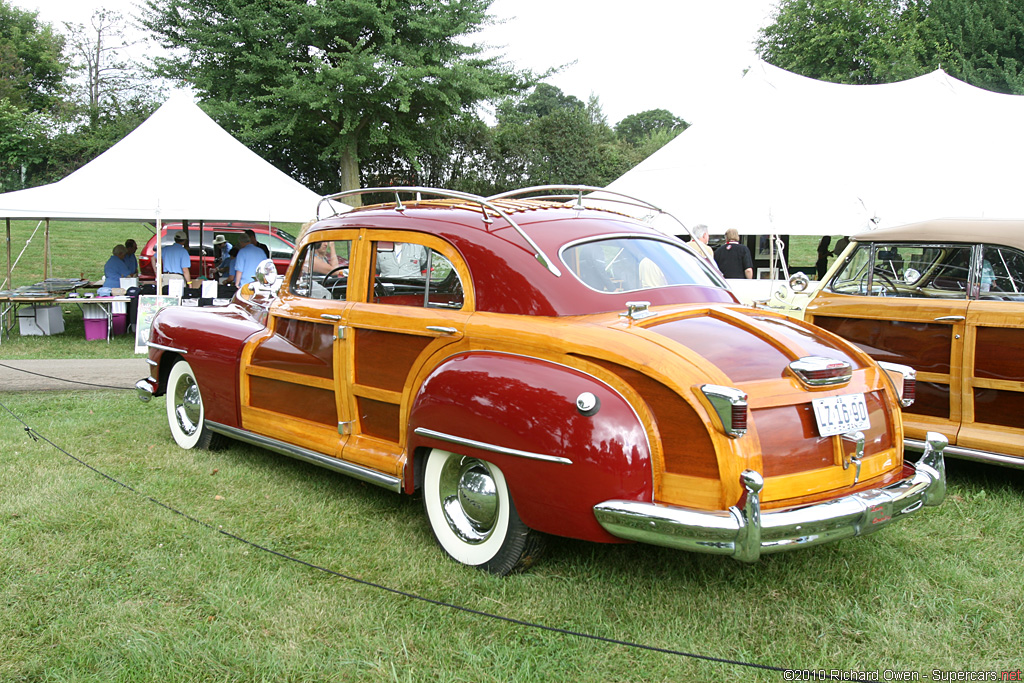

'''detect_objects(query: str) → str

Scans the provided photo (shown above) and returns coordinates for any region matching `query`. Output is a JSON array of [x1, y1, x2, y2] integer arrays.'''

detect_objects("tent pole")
[[156, 214, 163, 294], [43, 218, 49, 280], [199, 219, 205, 282], [5, 218, 10, 289], [2, 218, 9, 341]]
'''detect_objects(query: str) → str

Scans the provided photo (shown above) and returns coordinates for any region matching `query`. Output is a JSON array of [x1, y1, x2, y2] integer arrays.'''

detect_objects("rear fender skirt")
[[407, 351, 652, 543]]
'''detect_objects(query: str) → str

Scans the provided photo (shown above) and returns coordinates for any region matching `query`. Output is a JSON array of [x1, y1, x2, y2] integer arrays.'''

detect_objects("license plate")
[[811, 393, 870, 437]]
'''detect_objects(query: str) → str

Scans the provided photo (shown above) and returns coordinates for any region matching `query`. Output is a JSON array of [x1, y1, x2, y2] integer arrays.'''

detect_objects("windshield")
[[561, 237, 725, 293]]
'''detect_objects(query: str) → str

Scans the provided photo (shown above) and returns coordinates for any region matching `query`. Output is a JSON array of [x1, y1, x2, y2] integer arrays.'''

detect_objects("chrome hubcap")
[[438, 456, 499, 544], [174, 376, 201, 437]]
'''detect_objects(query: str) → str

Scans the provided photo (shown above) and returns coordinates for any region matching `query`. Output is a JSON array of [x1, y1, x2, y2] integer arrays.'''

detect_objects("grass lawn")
[[1, 390, 1022, 682]]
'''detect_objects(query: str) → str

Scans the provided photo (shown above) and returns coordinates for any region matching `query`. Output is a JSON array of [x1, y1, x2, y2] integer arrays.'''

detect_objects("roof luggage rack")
[[487, 185, 693, 242], [317, 186, 561, 277]]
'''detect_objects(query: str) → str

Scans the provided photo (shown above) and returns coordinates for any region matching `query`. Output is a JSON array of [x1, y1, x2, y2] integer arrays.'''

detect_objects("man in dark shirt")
[[713, 228, 754, 279], [245, 229, 271, 260]]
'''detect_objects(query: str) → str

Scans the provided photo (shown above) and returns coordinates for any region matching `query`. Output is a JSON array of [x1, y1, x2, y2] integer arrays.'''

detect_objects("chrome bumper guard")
[[593, 432, 947, 563], [135, 378, 156, 403]]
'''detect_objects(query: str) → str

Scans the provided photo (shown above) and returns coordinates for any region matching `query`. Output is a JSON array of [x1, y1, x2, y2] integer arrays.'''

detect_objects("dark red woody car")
[[137, 187, 946, 574]]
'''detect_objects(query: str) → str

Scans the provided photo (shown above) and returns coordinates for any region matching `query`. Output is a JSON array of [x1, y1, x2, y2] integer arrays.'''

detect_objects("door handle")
[[934, 315, 965, 322], [426, 326, 458, 335], [320, 314, 342, 322]]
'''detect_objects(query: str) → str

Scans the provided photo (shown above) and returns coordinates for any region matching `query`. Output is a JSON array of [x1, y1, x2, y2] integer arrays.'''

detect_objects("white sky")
[[16, 0, 778, 125]]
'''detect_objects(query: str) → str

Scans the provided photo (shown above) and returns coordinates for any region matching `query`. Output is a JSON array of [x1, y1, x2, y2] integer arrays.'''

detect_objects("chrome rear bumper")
[[594, 432, 947, 563]]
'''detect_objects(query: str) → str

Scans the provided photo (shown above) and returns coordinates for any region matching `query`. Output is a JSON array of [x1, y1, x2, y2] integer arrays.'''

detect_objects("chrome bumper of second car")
[[593, 432, 947, 563], [906, 437, 1024, 471]]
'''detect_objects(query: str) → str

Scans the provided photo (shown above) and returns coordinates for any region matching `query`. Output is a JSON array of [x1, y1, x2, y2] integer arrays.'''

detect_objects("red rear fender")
[[408, 351, 652, 543]]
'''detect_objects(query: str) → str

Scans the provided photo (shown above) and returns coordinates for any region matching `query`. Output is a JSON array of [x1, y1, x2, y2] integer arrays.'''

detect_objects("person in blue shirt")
[[123, 239, 139, 277], [213, 234, 234, 282], [162, 230, 193, 287], [102, 244, 132, 288], [233, 234, 266, 287]]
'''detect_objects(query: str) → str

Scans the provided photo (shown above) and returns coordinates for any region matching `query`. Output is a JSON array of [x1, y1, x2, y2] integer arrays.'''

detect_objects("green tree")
[[140, 0, 533, 201], [614, 108, 687, 146], [0, 1, 73, 190], [0, 0, 69, 112], [488, 86, 634, 191], [755, 0, 929, 84], [0, 99, 47, 191], [922, 0, 1024, 94]]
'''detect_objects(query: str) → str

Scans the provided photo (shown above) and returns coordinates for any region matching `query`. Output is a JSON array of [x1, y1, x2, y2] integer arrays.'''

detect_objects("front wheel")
[[165, 360, 225, 450], [422, 449, 543, 575]]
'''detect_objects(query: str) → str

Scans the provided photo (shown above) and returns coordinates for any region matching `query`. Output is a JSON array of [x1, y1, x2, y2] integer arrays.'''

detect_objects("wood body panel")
[[807, 286, 1024, 462]]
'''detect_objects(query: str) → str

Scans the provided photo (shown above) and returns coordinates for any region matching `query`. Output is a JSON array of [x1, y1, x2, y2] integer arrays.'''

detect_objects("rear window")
[[561, 237, 724, 293]]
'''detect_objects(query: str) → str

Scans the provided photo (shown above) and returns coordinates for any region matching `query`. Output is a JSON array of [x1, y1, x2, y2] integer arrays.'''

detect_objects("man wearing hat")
[[163, 230, 193, 287], [213, 234, 233, 282]]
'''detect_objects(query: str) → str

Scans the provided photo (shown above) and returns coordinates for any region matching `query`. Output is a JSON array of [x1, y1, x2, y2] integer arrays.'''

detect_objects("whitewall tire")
[[422, 448, 543, 575], [165, 360, 223, 450]]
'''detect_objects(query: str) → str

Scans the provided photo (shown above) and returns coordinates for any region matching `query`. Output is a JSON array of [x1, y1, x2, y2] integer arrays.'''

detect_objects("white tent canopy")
[[601, 62, 1024, 236], [0, 93, 324, 223]]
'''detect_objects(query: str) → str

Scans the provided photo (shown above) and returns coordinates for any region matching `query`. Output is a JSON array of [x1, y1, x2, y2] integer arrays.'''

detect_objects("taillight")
[[878, 361, 916, 407], [788, 356, 852, 387], [700, 385, 748, 438]]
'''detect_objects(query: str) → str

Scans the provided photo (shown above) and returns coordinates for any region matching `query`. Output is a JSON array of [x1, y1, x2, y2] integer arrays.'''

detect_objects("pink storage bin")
[[83, 318, 107, 340]]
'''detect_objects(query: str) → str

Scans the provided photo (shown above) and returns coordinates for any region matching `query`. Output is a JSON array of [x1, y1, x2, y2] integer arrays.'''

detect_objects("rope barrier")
[[0, 361, 133, 391], [0, 397, 878, 682]]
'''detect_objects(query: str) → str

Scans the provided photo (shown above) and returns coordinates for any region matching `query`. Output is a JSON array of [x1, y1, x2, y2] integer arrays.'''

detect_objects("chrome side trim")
[[906, 437, 1024, 471], [147, 341, 188, 355], [594, 432, 947, 562], [413, 427, 573, 465], [207, 422, 402, 492]]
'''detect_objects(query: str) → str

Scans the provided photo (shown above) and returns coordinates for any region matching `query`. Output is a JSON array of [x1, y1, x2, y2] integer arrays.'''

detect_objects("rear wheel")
[[165, 360, 224, 450], [422, 449, 543, 575]]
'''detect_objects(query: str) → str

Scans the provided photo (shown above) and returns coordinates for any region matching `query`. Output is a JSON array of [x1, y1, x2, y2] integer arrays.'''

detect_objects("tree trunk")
[[338, 139, 361, 207]]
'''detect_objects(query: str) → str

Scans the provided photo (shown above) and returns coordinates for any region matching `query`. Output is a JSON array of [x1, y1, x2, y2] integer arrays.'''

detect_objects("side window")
[[829, 243, 971, 299], [917, 246, 971, 299], [266, 234, 294, 260], [370, 241, 463, 309], [289, 240, 351, 300], [828, 244, 872, 294], [980, 245, 1024, 300]]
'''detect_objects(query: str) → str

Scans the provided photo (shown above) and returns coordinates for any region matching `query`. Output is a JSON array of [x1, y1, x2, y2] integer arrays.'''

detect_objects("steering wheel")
[[865, 267, 899, 295], [322, 264, 348, 300]]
